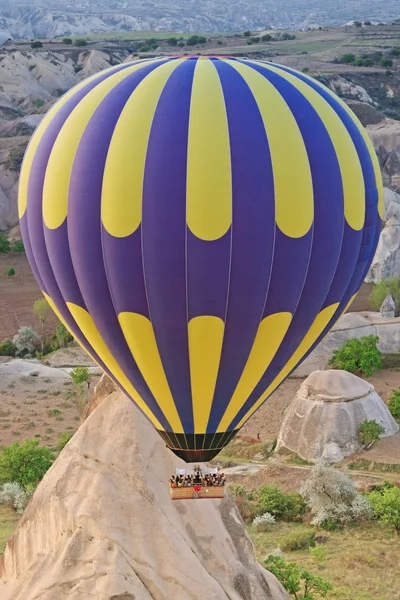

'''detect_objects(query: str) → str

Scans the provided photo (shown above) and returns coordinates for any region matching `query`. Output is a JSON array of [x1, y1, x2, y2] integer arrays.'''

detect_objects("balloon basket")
[[170, 487, 225, 500]]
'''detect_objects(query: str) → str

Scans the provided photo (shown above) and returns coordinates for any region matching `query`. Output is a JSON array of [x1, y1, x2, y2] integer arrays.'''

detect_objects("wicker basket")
[[170, 486, 225, 500]]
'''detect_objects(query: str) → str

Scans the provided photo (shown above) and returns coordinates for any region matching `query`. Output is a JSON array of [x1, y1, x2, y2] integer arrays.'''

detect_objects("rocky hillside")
[[0, 378, 287, 600], [0, 0, 399, 37]]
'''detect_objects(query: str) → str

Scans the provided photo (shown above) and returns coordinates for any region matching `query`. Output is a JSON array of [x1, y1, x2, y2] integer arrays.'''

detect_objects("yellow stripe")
[[252, 60, 366, 232], [102, 59, 185, 237], [188, 316, 225, 433], [227, 59, 313, 239], [118, 312, 183, 432], [217, 312, 292, 433], [67, 302, 163, 430], [43, 60, 164, 230], [234, 303, 340, 430], [186, 59, 232, 241], [269, 62, 383, 221], [18, 61, 143, 219]]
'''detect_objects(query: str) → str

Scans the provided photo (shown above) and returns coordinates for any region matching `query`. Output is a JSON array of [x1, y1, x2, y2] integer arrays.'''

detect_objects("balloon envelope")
[[19, 57, 383, 462]]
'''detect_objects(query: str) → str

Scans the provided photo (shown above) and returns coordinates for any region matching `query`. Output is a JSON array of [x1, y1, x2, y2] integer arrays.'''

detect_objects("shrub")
[[11, 240, 24, 254], [309, 545, 326, 564], [34, 98, 44, 108], [359, 419, 385, 448], [33, 297, 51, 355], [55, 322, 73, 348], [0, 482, 33, 513], [243, 30, 252, 37], [369, 485, 400, 534], [370, 277, 400, 314], [261, 34, 272, 41], [281, 530, 316, 551], [328, 335, 381, 377], [0, 339, 16, 356], [228, 484, 247, 497], [13, 326, 40, 356], [177, 41, 185, 47], [169, 37, 178, 46], [339, 52, 356, 63], [388, 390, 400, 420], [251, 36, 260, 43], [302, 67, 310, 72], [0, 234, 11, 253], [7, 267, 15, 276], [0, 440, 54, 490], [265, 556, 333, 599], [392, 47, 400, 56], [186, 35, 207, 46], [380, 58, 393, 68], [63, 37, 72, 45], [30, 41, 43, 49], [301, 462, 373, 528], [252, 512, 276, 531], [75, 39, 88, 47], [56, 432, 73, 452], [255, 485, 306, 521]]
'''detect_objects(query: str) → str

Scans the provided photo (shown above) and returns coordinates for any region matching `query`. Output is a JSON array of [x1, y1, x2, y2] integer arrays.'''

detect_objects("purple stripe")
[[206, 60, 275, 431], [142, 59, 197, 432], [67, 61, 175, 431]]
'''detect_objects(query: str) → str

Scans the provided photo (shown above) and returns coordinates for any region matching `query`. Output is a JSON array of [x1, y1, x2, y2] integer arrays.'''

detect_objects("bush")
[[261, 34, 272, 41], [169, 37, 178, 46], [13, 326, 40, 356], [391, 47, 400, 56], [63, 38, 72, 45], [302, 67, 310, 72], [0, 234, 11, 253], [228, 484, 247, 497], [0, 482, 33, 513], [75, 39, 88, 47], [30, 41, 43, 49], [186, 35, 207, 46], [301, 462, 373, 528], [281, 530, 316, 551], [388, 390, 400, 420], [255, 485, 306, 521], [380, 58, 393, 68], [265, 556, 333, 599], [7, 267, 15, 276], [250, 36, 260, 43], [0, 339, 16, 356], [0, 440, 54, 490], [339, 52, 356, 64], [328, 335, 381, 377], [359, 419, 385, 448], [369, 485, 400, 534], [252, 512, 276, 531], [370, 277, 400, 314], [243, 30, 252, 37], [55, 322, 73, 348], [56, 432, 73, 452], [11, 240, 24, 254]]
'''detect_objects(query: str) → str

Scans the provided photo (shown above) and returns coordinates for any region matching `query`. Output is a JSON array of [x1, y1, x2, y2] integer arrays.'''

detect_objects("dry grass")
[[251, 521, 400, 600]]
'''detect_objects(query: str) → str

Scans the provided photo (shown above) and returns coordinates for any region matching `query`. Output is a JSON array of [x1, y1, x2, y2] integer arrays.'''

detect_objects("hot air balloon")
[[19, 56, 383, 463]]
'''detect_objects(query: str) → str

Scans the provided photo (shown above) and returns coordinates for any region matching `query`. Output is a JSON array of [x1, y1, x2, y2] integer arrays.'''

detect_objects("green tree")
[[0, 440, 54, 490], [13, 326, 40, 356], [251, 36, 261, 43], [359, 419, 385, 449], [388, 390, 400, 420], [33, 297, 51, 355], [63, 37, 72, 45], [370, 277, 400, 314], [11, 240, 24, 254], [55, 322, 73, 348], [380, 57, 394, 68], [255, 485, 306, 521], [370, 485, 400, 534], [265, 555, 333, 599], [261, 34, 272, 41], [243, 30, 252, 37], [328, 335, 382, 377], [75, 39, 88, 47], [177, 41, 185, 47], [354, 21, 362, 27], [30, 41, 43, 49], [339, 53, 356, 64], [0, 234, 11, 253], [71, 366, 92, 389], [0, 339, 16, 356], [391, 47, 400, 56], [34, 98, 45, 109], [169, 37, 178, 46]]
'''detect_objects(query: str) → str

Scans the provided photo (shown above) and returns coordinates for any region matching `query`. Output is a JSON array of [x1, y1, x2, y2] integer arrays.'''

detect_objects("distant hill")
[[0, 0, 399, 37]]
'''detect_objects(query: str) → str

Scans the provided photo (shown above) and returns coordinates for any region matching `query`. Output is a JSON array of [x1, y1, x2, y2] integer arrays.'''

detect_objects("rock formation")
[[277, 370, 399, 463], [0, 381, 287, 600], [380, 293, 396, 318], [292, 311, 400, 377]]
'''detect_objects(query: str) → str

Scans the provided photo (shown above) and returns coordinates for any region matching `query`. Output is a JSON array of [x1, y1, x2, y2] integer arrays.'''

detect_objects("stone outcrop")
[[380, 293, 396, 318], [0, 383, 287, 600], [277, 370, 399, 463], [367, 119, 400, 191], [292, 311, 400, 377]]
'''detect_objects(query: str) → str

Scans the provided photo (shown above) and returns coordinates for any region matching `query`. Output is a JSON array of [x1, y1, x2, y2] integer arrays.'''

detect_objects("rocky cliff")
[[0, 379, 287, 600]]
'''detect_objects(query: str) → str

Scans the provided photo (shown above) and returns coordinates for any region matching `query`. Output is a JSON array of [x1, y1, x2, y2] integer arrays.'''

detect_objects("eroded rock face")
[[0, 385, 287, 600], [277, 370, 399, 463]]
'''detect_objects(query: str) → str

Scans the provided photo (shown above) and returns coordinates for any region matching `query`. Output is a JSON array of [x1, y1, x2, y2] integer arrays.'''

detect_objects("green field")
[[250, 521, 400, 600], [73, 31, 223, 42]]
